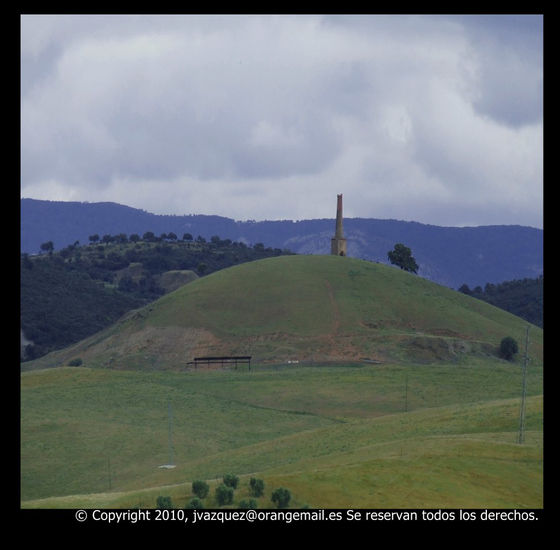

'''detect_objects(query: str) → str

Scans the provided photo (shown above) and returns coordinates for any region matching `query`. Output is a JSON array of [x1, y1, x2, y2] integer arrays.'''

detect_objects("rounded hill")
[[30, 255, 543, 370]]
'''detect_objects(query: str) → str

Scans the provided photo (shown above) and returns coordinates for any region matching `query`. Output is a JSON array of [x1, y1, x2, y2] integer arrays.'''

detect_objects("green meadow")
[[21, 359, 542, 509]]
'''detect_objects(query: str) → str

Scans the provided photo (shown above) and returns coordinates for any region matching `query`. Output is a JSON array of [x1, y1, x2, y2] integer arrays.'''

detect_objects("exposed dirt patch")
[[82, 325, 226, 369], [402, 335, 497, 363]]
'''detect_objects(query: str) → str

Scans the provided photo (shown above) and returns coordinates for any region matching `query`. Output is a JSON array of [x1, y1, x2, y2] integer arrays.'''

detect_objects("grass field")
[[21, 359, 543, 509]]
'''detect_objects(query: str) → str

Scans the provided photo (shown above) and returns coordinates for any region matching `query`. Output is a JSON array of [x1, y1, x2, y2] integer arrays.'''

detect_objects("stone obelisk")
[[331, 194, 347, 256]]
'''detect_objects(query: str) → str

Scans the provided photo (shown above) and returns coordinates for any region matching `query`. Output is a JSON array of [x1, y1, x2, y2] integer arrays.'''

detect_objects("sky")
[[20, 14, 543, 228]]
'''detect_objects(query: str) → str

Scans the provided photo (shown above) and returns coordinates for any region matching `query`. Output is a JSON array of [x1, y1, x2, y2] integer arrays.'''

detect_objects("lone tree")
[[388, 243, 419, 274], [500, 336, 519, 361]]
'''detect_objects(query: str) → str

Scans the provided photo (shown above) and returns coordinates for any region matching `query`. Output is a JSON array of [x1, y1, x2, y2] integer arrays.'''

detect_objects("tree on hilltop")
[[40, 241, 54, 255], [388, 243, 419, 274]]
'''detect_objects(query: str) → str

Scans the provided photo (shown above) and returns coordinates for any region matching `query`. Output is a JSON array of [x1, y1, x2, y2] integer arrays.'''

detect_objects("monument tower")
[[331, 194, 347, 256]]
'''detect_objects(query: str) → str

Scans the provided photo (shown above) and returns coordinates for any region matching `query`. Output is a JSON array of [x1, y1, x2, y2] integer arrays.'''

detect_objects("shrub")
[[185, 497, 204, 509], [67, 358, 83, 366], [238, 498, 258, 509], [271, 487, 291, 509], [192, 480, 210, 499], [249, 477, 264, 497], [500, 336, 519, 361], [223, 473, 239, 489], [156, 495, 173, 509], [215, 484, 234, 506]]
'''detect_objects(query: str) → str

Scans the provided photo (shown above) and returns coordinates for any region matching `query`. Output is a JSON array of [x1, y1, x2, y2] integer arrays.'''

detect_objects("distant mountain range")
[[20, 198, 543, 289]]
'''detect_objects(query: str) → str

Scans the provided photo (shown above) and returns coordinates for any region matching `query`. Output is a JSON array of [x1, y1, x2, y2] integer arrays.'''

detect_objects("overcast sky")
[[20, 14, 543, 228]]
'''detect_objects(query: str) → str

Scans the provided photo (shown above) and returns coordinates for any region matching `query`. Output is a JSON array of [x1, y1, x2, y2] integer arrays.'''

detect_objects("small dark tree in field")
[[156, 495, 173, 509], [186, 497, 204, 509], [192, 480, 209, 499], [500, 336, 519, 361], [388, 243, 418, 274], [271, 487, 291, 509], [239, 498, 258, 509], [249, 477, 264, 497], [215, 484, 234, 506], [223, 473, 239, 489]]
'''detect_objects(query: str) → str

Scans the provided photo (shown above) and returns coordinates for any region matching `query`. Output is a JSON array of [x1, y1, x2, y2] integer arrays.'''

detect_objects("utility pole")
[[404, 373, 409, 413], [168, 400, 174, 466], [518, 325, 530, 445]]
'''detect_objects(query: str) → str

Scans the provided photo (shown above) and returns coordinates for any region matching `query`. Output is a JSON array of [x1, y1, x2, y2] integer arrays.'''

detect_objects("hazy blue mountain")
[[21, 198, 542, 289]]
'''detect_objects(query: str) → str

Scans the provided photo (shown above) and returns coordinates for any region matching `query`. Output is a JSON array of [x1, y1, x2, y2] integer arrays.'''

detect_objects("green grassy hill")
[[23, 255, 543, 371], [21, 255, 543, 508]]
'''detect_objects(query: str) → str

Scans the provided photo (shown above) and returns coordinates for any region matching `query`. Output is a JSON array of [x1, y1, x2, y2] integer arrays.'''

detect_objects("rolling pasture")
[[21, 359, 542, 509], [21, 255, 543, 508]]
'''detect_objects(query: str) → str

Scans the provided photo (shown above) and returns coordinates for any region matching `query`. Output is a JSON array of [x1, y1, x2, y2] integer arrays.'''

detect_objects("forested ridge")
[[21, 198, 543, 289], [459, 276, 543, 328], [21, 233, 292, 360]]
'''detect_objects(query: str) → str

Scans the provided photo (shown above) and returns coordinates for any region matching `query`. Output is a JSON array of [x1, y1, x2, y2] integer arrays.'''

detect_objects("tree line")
[[458, 275, 543, 328]]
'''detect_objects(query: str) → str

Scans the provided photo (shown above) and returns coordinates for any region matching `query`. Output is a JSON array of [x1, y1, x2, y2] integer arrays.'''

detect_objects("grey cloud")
[[20, 14, 543, 228], [454, 15, 543, 127]]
